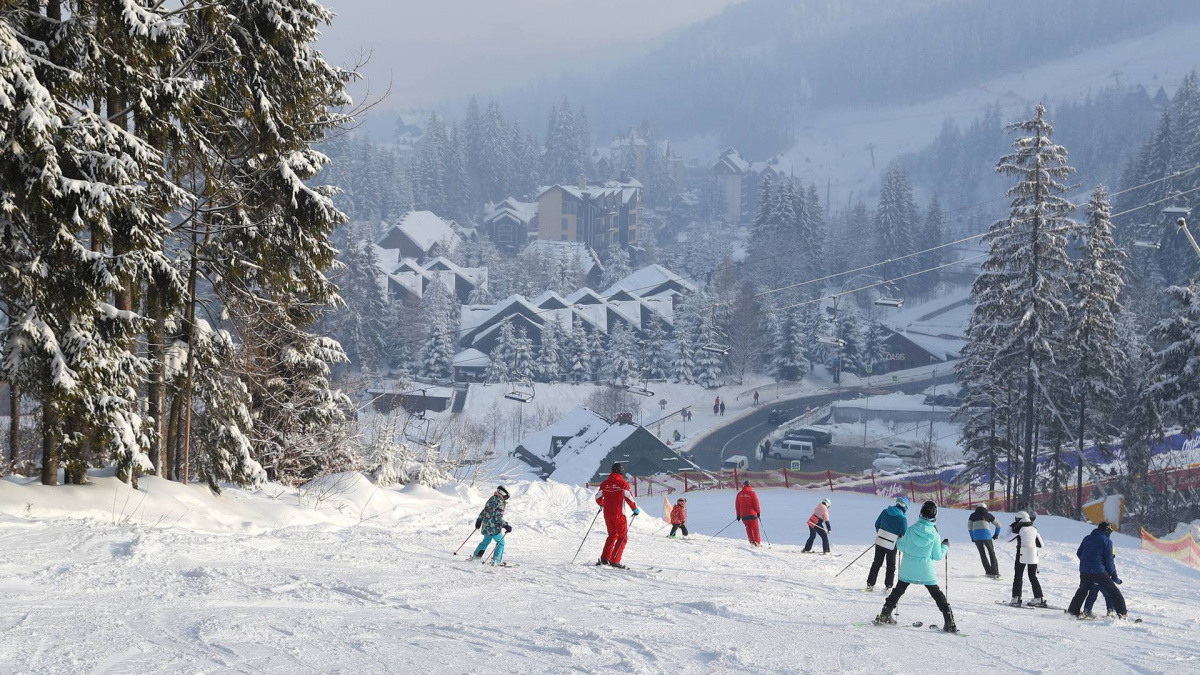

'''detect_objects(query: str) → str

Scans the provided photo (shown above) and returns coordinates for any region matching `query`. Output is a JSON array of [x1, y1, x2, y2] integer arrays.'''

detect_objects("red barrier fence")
[[588, 463, 1200, 511], [1141, 528, 1200, 569]]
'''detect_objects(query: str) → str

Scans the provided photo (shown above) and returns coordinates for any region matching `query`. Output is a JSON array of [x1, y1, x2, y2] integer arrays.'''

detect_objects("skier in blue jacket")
[[471, 486, 512, 564], [866, 496, 909, 592], [967, 505, 1001, 578], [875, 501, 956, 632], [1066, 522, 1128, 618]]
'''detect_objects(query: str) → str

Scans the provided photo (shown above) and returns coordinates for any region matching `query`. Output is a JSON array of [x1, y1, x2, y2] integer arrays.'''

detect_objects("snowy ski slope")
[[1, 476, 1198, 673]]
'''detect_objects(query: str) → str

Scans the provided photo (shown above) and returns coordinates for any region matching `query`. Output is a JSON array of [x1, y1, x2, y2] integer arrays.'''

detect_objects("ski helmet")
[[920, 500, 938, 521], [1098, 521, 1114, 535], [612, 462, 625, 475], [743, 480, 751, 487], [895, 496, 910, 512], [822, 498, 831, 507], [1014, 511, 1031, 524], [496, 486, 509, 498]]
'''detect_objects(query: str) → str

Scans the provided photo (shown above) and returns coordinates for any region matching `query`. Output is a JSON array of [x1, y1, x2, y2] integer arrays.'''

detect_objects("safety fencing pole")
[[827, 470, 834, 491], [783, 467, 789, 489]]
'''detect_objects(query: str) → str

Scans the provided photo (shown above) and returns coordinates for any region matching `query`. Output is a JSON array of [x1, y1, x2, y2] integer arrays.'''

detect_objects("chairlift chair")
[[700, 307, 730, 355], [1131, 221, 1163, 250], [873, 280, 904, 308], [404, 417, 440, 450], [504, 378, 535, 403], [816, 335, 846, 348]]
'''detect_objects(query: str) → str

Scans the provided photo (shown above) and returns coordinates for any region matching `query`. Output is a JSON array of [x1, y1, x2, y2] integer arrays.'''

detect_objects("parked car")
[[767, 409, 789, 425], [770, 439, 815, 461], [785, 426, 834, 446], [882, 441, 922, 459], [722, 454, 749, 470], [873, 455, 905, 472], [923, 393, 962, 407]]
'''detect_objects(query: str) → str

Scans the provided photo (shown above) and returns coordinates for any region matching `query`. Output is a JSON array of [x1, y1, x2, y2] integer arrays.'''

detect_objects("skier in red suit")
[[735, 481, 763, 546], [596, 463, 639, 569]]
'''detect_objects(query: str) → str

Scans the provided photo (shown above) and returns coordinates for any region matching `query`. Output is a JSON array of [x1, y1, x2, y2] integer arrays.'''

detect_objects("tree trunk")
[[1077, 392, 1086, 520], [988, 414, 997, 504], [166, 391, 182, 481], [180, 230, 200, 485], [1022, 124, 1044, 509], [40, 405, 58, 486], [8, 382, 18, 470], [147, 286, 165, 475]]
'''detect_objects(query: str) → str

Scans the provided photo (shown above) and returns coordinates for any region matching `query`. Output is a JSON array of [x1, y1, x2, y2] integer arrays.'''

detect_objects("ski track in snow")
[[2, 488, 1200, 673]]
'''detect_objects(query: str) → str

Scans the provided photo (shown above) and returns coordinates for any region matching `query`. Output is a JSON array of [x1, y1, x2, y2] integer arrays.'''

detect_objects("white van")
[[722, 454, 749, 470], [771, 439, 815, 461]]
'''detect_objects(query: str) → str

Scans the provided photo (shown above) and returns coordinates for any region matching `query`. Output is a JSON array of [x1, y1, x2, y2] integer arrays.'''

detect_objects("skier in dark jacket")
[[471, 486, 512, 564], [867, 496, 909, 591], [968, 505, 1001, 578], [1067, 522, 1128, 618]]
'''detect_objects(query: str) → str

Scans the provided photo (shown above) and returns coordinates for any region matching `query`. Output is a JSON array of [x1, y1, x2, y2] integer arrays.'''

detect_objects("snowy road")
[[2, 481, 1199, 673]]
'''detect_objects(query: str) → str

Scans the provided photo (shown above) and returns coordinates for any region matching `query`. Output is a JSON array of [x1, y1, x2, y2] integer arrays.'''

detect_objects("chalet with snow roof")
[[385, 256, 487, 305], [376, 211, 463, 259], [481, 198, 538, 253], [522, 240, 604, 288], [512, 406, 692, 482]]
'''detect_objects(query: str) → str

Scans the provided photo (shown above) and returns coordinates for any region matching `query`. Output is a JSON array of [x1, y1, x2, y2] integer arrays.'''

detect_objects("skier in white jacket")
[[1009, 511, 1047, 607]]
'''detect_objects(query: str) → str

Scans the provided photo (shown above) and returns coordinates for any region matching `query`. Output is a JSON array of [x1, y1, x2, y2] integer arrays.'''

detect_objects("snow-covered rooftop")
[[483, 198, 538, 225], [602, 264, 697, 297], [388, 211, 461, 254], [452, 348, 489, 368]]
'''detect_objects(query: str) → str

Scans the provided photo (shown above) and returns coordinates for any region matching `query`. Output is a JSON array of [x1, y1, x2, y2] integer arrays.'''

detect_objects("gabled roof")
[[714, 147, 749, 174], [515, 406, 612, 464], [523, 240, 603, 275], [566, 288, 606, 305], [483, 198, 538, 226], [380, 211, 461, 254], [601, 264, 697, 297], [452, 348, 490, 368]]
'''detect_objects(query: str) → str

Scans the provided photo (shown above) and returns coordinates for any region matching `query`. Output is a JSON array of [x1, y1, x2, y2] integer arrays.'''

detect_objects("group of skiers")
[[469, 472, 1132, 626]]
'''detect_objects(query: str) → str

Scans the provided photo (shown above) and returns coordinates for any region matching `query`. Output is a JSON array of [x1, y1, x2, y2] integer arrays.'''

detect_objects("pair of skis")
[[853, 621, 966, 637]]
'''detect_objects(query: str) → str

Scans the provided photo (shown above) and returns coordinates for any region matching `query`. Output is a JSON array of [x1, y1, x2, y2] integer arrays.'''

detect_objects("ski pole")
[[945, 548, 950, 599], [453, 526, 479, 555], [708, 518, 739, 541], [571, 508, 603, 564], [833, 544, 875, 578], [759, 518, 772, 547]]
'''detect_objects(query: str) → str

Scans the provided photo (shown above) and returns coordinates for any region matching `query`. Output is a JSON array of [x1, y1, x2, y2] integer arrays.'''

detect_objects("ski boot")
[[1008, 596, 1023, 606], [1027, 597, 1048, 608], [609, 562, 629, 570], [942, 609, 957, 633], [884, 586, 893, 595], [668, 534, 676, 539], [1107, 610, 1117, 618], [874, 608, 897, 626], [865, 585, 875, 592], [1081, 611, 1097, 620], [596, 559, 609, 567]]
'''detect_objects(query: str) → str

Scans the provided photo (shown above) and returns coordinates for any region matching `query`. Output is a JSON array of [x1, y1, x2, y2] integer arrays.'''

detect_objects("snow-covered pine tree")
[[487, 320, 517, 384], [418, 282, 456, 379], [567, 317, 592, 383], [772, 309, 809, 381], [1145, 282, 1200, 434], [414, 113, 448, 214], [915, 195, 946, 295], [536, 320, 563, 383], [604, 323, 640, 387], [543, 99, 584, 184], [189, 321, 267, 491], [478, 101, 514, 203], [336, 227, 389, 371], [587, 325, 606, 381], [642, 130, 675, 207], [965, 103, 1079, 505], [601, 244, 633, 289], [862, 320, 890, 374], [874, 166, 919, 287], [672, 329, 697, 385], [444, 123, 474, 223], [511, 326, 535, 381], [576, 105, 595, 179], [832, 313, 865, 377], [643, 316, 670, 380], [1066, 186, 1127, 504]]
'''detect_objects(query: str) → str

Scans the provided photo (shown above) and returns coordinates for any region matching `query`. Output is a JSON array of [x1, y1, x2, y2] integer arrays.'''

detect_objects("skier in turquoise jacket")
[[471, 486, 512, 564], [875, 500, 957, 632]]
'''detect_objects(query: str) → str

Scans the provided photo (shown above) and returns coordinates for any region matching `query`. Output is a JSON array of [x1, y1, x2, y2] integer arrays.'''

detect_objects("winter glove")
[[475, 519, 482, 530], [503, 524, 512, 534], [992, 533, 999, 540], [942, 538, 950, 546], [1114, 577, 1123, 585], [827, 525, 832, 533], [737, 516, 743, 521], [632, 509, 640, 516]]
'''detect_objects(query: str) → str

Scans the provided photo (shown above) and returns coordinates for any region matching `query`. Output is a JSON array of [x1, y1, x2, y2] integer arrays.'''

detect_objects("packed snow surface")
[[2, 474, 1199, 673]]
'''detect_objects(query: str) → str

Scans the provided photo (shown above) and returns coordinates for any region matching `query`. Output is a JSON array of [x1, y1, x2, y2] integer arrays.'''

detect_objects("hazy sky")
[[319, 0, 742, 111]]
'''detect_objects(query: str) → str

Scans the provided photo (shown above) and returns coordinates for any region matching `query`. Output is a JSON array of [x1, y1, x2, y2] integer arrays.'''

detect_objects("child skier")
[[596, 463, 639, 569], [875, 501, 956, 632], [471, 486, 512, 564], [803, 498, 832, 553], [968, 505, 1001, 578], [867, 496, 909, 592], [668, 498, 689, 538], [1009, 511, 1047, 607], [735, 481, 763, 546], [1067, 521, 1128, 619]]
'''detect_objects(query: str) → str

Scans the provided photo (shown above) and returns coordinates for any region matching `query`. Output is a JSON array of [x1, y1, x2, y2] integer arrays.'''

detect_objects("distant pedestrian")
[[719, 401, 726, 416], [687, 410, 693, 422], [713, 402, 719, 415], [673, 429, 681, 442], [753, 391, 760, 405]]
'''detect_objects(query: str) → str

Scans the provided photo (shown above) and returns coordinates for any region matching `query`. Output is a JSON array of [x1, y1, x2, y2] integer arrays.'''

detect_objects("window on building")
[[561, 217, 568, 230], [561, 233, 568, 241]]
